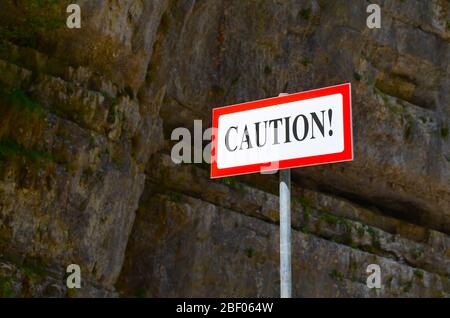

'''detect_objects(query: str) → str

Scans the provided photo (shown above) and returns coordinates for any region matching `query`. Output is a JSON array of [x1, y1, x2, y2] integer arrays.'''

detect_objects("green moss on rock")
[[0, 276, 16, 298], [0, 137, 55, 164]]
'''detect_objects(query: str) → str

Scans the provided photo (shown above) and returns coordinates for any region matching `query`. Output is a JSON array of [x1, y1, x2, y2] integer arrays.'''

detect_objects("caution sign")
[[211, 83, 353, 178]]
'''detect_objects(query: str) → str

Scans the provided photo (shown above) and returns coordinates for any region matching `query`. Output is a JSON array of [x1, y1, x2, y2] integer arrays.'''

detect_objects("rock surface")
[[0, 0, 448, 297]]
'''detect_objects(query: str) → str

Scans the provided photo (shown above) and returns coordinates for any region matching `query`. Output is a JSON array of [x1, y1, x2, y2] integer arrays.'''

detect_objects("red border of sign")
[[210, 83, 353, 178]]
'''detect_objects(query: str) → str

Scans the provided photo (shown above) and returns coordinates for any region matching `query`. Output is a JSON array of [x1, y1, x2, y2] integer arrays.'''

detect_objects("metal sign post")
[[279, 168, 292, 298]]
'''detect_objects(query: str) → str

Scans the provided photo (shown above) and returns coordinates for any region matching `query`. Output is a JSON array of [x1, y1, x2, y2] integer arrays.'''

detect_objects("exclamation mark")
[[328, 109, 333, 136]]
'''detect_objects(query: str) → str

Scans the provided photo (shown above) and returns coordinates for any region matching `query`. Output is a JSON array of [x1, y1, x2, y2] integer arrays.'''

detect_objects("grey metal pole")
[[278, 92, 292, 298], [280, 168, 292, 298]]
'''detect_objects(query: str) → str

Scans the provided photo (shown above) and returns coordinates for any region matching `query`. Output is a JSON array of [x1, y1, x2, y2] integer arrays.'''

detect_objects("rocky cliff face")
[[0, 0, 448, 297]]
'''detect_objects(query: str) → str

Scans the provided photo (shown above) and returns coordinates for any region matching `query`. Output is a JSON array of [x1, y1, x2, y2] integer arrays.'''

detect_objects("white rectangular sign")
[[211, 83, 353, 178]]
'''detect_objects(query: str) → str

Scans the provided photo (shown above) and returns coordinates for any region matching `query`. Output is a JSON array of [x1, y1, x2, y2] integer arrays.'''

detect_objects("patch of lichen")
[[58, 33, 123, 80], [375, 74, 416, 103]]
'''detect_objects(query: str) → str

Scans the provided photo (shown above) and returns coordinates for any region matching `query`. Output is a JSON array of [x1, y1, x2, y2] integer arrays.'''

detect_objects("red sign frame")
[[210, 83, 353, 178]]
